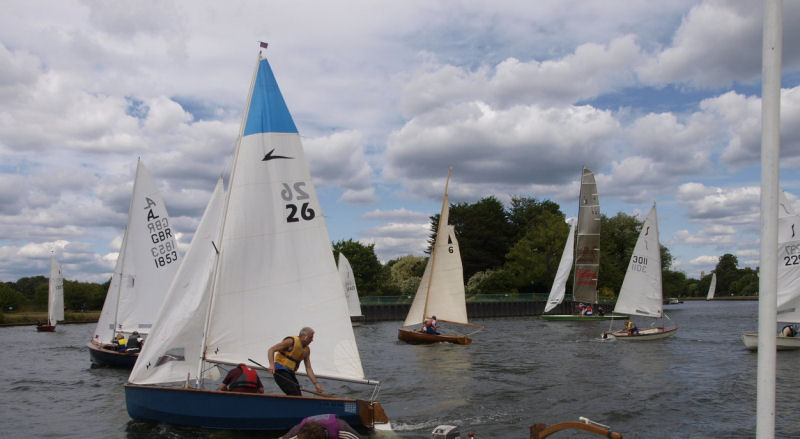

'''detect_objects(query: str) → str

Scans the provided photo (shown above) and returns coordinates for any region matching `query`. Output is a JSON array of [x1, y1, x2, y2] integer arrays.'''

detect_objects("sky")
[[1, 0, 800, 284]]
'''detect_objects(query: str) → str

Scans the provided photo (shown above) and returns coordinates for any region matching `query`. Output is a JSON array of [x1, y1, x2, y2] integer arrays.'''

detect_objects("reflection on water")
[[3, 301, 800, 438]]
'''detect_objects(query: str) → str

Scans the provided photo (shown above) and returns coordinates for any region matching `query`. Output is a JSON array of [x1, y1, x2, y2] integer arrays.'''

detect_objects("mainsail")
[[48, 255, 64, 325], [403, 168, 469, 327], [706, 273, 717, 300], [776, 190, 800, 323], [92, 160, 181, 344], [130, 53, 366, 386], [572, 167, 600, 304], [337, 253, 364, 319], [613, 204, 662, 318]]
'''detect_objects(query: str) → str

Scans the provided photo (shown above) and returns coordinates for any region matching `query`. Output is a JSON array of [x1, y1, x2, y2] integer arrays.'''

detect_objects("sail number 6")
[[282, 182, 315, 223]]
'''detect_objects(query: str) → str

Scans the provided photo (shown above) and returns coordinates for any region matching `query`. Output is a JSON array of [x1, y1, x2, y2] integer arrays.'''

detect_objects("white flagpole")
[[757, 0, 782, 437]]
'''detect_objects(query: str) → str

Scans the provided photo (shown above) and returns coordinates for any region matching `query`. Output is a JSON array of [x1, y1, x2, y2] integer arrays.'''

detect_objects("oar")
[[247, 357, 334, 398]]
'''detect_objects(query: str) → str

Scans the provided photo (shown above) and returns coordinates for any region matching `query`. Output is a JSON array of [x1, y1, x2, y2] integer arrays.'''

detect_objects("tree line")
[[1, 196, 759, 314]]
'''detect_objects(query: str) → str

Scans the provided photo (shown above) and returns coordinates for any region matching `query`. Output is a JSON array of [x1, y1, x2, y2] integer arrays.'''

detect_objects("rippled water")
[[2, 300, 799, 438]]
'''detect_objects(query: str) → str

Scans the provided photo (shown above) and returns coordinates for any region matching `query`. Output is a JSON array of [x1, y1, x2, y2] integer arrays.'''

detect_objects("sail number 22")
[[282, 182, 315, 222]]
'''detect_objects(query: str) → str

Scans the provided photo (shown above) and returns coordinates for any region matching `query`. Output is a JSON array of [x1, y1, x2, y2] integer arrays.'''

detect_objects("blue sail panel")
[[243, 59, 298, 135]]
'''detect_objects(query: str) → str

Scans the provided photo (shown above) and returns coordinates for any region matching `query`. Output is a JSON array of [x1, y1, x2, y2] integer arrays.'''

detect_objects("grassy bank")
[[0, 310, 101, 326]]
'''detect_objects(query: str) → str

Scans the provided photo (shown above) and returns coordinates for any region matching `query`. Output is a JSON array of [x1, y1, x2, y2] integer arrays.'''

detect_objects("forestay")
[[613, 204, 662, 318], [92, 161, 181, 344]]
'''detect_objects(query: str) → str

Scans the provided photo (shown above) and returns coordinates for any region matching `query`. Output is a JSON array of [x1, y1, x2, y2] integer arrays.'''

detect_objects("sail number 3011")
[[282, 182, 315, 223], [630, 255, 648, 272]]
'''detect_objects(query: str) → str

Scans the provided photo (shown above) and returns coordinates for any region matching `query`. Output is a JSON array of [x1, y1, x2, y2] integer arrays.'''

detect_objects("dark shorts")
[[274, 368, 301, 396]]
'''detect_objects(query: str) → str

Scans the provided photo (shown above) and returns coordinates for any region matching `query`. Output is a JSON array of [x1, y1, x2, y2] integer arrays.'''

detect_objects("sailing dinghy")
[[36, 255, 64, 332], [602, 204, 677, 340], [87, 160, 181, 367], [125, 48, 389, 432], [337, 253, 365, 324], [397, 167, 483, 345], [742, 190, 800, 351], [542, 168, 620, 320]]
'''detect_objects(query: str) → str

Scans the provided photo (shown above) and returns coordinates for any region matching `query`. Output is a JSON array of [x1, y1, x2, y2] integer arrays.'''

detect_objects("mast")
[[422, 166, 453, 323], [196, 50, 263, 382], [757, 0, 781, 436]]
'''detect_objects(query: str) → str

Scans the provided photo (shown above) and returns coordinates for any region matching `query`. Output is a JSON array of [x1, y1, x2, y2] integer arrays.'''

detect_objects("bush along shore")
[[0, 310, 101, 326]]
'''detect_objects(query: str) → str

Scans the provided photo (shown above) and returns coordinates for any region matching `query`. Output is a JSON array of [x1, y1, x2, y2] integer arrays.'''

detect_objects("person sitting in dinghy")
[[125, 331, 143, 353], [781, 324, 798, 337], [624, 320, 639, 335], [424, 316, 440, 335], [220, 363, 264, 394]]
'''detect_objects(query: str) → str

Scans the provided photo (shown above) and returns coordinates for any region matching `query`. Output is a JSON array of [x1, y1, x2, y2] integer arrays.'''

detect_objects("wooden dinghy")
[[397, 328, 471, 345]]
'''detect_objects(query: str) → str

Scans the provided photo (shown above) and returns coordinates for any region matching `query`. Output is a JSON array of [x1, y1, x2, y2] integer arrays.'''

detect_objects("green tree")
[[715, 254, 739, 295], [507, 197, 564, 242], [387, 255, 427, 296], [504, 209, 569, 293], [0, 283, 27, 311], [730, 267, 759, 295], [332, 239, 385, 296], [434, 196, 514, 282], [662, 269, 688, 299], [598, 212, 641, 295]]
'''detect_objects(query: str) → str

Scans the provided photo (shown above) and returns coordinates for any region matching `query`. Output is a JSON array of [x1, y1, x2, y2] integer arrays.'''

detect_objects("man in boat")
[[423, 315, 440, 335], [125, 331, 143, 353], [219, 363, 264, 393], [267, 327, 324, 396], [624, 320, 639, 335]]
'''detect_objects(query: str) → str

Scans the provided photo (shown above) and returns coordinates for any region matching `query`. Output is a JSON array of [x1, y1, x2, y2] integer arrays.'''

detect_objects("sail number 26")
[[282, 182, 315, 223]]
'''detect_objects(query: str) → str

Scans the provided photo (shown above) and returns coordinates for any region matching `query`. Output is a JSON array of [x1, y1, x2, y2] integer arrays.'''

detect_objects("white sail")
[[613, 204, 662, 318], [776, 190, 800, 323], [706, 273, 717, 300], [403, 168, 469, 327], [48, 256, 64, 324], [337, 253, 363, 318], [573, 167, 600, 304], [130, 178, 225, 385], [545, 219, 576, 313], [132, 55, 365, 385], [92, 160, 181, 344]]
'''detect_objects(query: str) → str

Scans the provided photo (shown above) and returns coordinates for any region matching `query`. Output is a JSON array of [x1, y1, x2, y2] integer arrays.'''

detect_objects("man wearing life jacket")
[[219, 363, 264, 393], [267, 327, 324, 396], [279, 413, 363, 439], [424, 315, 440, 335]]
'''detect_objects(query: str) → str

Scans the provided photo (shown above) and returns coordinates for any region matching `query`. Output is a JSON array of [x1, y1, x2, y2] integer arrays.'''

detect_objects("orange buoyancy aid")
[[274, 336, 309, 371], [228, 365, 260, 391]]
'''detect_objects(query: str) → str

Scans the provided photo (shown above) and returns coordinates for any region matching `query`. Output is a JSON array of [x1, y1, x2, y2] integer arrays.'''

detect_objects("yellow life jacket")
[[274, 336, 309, 371]]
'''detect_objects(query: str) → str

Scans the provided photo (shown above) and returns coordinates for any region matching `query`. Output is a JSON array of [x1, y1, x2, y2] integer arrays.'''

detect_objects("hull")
[[36, 325, 55, 332], [741, 333, 800, 351], [603, 326, 678, 341], [540, 313, 626, 321], [397, 328, 471, 345], [87, 342, 138, 368], [125, 384, 387, 431]]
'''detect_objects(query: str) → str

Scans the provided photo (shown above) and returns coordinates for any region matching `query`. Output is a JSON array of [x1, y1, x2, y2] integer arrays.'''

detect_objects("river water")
[[2, 300, 798, 438]]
